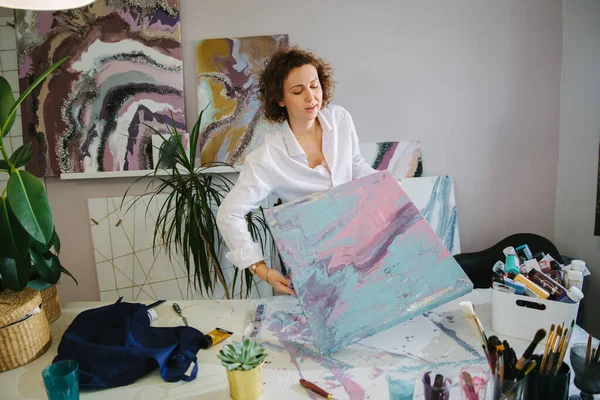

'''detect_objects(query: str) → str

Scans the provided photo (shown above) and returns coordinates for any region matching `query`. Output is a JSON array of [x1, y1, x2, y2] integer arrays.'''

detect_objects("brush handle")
[[540, 327, 555, 372], [300, 379, 332, 399]]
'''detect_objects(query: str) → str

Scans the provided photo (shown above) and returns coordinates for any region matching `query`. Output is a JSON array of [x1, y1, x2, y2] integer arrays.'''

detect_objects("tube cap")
[[505, 255, 520, 275], [566, 286, 584, 303]]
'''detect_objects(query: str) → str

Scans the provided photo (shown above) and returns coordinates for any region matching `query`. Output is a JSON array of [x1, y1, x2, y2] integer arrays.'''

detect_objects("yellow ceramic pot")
[[226, 363, 263, 400]]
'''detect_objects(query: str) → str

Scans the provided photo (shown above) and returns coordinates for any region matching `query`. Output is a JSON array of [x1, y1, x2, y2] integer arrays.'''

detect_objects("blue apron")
[[53, 299, 211, 389]]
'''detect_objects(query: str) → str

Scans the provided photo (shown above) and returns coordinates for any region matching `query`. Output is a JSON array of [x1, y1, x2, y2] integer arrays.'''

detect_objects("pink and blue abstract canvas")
[[265, 170, 473, 354]]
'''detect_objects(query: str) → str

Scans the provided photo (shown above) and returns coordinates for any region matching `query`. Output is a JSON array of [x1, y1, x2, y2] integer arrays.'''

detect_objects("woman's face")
[[279, 64, 323, 124]]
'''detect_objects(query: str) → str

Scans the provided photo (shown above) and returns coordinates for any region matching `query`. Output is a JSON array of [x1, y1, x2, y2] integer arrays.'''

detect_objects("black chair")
[[453, 233, 564, 289]]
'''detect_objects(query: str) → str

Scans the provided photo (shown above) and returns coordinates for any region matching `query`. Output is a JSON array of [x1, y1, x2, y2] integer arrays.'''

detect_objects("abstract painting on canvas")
[[360, 141, 423, 178], [196, 34, 288, 167], [265, 170, 473, 354], [16, 0, 184, 177], [401, 176, 461, 255]]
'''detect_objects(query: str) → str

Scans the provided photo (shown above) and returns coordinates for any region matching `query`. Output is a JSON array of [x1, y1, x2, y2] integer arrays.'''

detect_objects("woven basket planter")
[[28, 280, 61, 324], [0, 288, 52, 372]]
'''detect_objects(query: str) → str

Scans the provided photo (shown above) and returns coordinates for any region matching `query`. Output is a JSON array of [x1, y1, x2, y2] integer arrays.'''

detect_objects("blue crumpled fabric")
[[53, 298, 211, 389]]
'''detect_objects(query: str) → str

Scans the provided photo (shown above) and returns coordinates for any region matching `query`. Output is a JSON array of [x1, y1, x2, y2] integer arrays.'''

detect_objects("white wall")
[[555, 0, 600, 334], [0, 1, 564, 302], [181, 0, 563, 254]]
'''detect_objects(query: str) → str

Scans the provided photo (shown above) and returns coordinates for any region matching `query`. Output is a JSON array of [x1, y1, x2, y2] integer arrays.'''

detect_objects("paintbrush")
[[300, 379, 333, 399], [515, 329, 546, 372], [524, 360, 537, 376], [586, 332, 593, 364], [502, 340, 517, 380], [487, 336, 502, 375], [594, 345, 600, 364], [460, 301, 491, 369], [460, 302, 488, 347], [553, 328, 568, 371], [545, 324, 563, 375], [539, 324, 555, 372], [506, 360, 538, 395], [498, 350, 505, 381], [553, 320, 574, 376], [461, 371, 479, 400]]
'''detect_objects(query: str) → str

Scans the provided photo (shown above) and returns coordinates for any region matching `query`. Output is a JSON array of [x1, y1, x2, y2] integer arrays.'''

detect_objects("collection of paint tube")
[[491, 244, 586, 304]]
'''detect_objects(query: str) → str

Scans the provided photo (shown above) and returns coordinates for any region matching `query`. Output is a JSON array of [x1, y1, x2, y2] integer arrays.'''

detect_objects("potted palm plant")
[[217, 337, 268, 400], [124, 109, 275, 300]]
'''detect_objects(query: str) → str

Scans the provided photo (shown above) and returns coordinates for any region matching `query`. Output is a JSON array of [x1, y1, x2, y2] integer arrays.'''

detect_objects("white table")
[[0, 289, 591, 399]]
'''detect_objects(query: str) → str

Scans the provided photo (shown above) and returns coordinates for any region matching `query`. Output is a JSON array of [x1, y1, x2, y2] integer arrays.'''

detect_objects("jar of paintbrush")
[[489, 329, 549, 400], [526, 320, 576, 400]]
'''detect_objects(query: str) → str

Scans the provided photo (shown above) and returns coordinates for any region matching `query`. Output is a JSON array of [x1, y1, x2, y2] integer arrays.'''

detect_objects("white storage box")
[[491, 289, 580, 341]]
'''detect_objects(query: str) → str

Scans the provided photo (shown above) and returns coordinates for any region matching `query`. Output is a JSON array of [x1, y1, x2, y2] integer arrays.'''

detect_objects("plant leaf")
[[8, 142, 33, 169], [7, 170, 54, 245], [31, 249, 60, 284], [2, 57, 68, 137], [0, 76, 16, 137], [0, 196, 30, 259], [52, 228, 61, 255], [227, 363, 241, 371], [0, 159, 9, 171], [60, 265, 77, 285], [0, 255, 31, 291]]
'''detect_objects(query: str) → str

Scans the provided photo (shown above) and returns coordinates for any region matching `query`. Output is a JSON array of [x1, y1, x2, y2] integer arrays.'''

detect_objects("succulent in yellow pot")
[[217, 337, 268, 400]]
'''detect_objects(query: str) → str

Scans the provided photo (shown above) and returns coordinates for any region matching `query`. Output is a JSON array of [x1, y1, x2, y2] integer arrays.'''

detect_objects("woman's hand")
[[266, 268, 296, 296], [252, 261, 296, 296]]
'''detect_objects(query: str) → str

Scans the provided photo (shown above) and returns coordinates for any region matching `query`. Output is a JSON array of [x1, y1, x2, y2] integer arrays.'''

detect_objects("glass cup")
[[569, 342, 600, 400], [386, 374, 414, 400], [460, 366, 490, 400], [492, 375, 528, 400], [42, 360, 79, 400], [423, 371, 451, 400]]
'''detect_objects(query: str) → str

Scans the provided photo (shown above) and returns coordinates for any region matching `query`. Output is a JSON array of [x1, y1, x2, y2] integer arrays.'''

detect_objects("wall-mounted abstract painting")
[[402, 176, 461, 255], [265, 170, 473, 354], [196, 34, 288, 167], [16, 0, 184, 177], [360, 141, 423, 178]]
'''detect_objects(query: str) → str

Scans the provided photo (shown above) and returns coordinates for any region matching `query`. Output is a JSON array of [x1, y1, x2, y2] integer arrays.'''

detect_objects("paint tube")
[[515, 244, 533, 262], [206, 327, 233, 347], [502, 277, 526, 295], [492, 281, 516, 294], [505, 255, 521, 275], [508, 272, 550, 299], [526, 269, 568, 301]]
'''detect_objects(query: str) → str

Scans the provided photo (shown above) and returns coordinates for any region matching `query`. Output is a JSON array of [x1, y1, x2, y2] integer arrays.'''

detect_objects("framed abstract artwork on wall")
[[16, 0, 184, 177], [195, 34, 288, 167]]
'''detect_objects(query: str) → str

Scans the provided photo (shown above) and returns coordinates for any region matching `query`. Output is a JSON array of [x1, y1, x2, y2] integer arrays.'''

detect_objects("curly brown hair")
[[258, 47, 334, 123]]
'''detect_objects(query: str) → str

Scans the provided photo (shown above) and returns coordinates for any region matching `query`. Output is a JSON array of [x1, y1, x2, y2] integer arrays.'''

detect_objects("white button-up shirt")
[[216, 104, 376, 269]]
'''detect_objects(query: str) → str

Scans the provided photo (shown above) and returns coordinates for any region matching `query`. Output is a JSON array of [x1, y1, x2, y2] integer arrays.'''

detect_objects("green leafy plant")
[[0, 57, 77, 292], [217, 337, 268, 371], [124, 109, 274, 299]]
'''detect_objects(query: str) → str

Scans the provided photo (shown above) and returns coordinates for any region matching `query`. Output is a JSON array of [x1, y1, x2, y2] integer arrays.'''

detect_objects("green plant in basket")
[[0, 56, 76, 292], [217, 337, 268, 371]]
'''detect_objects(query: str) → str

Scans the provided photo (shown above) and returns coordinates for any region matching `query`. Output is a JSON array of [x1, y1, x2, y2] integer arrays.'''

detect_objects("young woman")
[[216, 47, 376, 296]]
